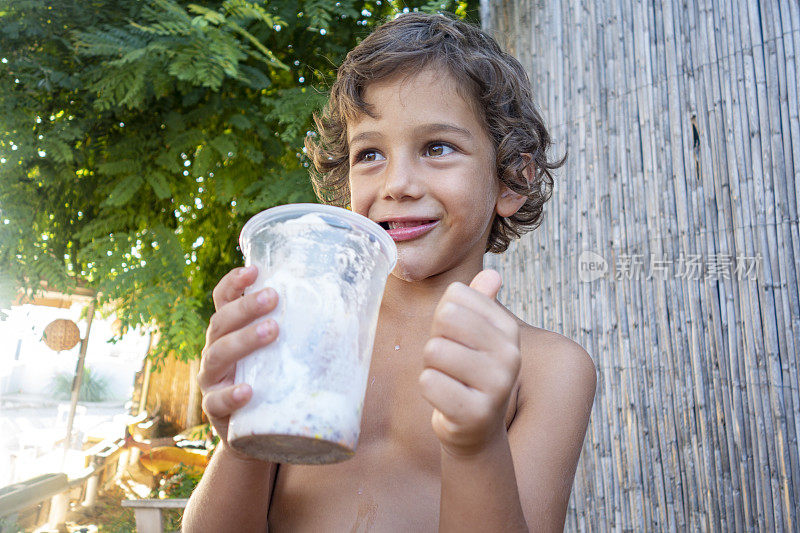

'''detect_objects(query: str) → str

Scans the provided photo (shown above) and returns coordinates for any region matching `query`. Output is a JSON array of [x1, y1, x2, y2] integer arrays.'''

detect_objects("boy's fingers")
[[418, 368, 482, 426], [468, 269, 502, 300], [212, 266, 258, 311], [440, 279, 516, 336], [206, 288, 279, 345], [199, 318, 278, 390], [202, 383, 252, 420], [423, 337, 510, 394], [431, 301, 499, 351]]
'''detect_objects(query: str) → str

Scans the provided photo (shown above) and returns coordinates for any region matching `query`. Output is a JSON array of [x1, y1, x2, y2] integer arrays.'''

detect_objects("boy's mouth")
[[376, 218, 439, 242], [378, 219, 437, 230]]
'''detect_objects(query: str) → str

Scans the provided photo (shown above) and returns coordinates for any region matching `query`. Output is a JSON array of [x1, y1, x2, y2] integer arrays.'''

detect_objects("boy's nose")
[[381, 158, 424, 200]]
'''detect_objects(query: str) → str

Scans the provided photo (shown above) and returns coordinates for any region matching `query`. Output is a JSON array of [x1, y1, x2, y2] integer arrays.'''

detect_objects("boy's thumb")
[[469, 269, 502, 300]]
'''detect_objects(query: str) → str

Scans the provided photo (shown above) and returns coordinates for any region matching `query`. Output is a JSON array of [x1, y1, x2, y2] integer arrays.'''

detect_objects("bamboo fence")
[[482, 0, 800, 530], [142, 355, 202, 430]]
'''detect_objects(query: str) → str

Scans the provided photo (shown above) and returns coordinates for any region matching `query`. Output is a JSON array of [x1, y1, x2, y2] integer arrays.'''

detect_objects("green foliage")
[[0, 516, 21, 533], [147, 463, 204, 531], [0, 0, 478, 366], [50, 365, 111, 402], [99, 510, 137, 533], [92, 486, 137, 533], [153, 463, 204, 499]]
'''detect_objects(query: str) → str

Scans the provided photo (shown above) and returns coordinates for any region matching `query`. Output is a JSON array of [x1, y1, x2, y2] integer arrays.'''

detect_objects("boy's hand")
[[198, 266, 279, 445], [419, 269, 521, 457]]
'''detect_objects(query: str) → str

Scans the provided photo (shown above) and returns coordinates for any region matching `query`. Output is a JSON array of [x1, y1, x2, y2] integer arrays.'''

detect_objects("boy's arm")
[[184, 265, 281, 531], [420, 271, 596, 531], [182, 444, 277, 532], [509, 334, 596, 529], [437, 334, 596, 532]]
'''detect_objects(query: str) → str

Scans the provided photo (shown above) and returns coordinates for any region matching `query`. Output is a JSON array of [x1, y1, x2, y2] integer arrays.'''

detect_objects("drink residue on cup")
[[229, 212, 386, 462]]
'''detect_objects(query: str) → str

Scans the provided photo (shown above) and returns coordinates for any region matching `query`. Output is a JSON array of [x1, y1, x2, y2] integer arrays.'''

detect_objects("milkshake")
[[227, 204, 396, 464]]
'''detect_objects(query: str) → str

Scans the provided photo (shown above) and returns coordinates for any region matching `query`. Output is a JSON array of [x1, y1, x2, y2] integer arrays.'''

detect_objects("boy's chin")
[[390, 266, 430, 283], [389, 257, 438, 283]]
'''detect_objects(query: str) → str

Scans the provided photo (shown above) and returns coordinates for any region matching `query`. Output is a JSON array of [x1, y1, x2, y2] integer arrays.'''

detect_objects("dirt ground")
[[62, 485, 135, 533], [55, 465, 183, 533]]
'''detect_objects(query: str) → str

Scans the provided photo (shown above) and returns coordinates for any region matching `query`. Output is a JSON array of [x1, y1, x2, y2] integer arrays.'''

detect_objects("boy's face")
[[347, 68, 502, 282]]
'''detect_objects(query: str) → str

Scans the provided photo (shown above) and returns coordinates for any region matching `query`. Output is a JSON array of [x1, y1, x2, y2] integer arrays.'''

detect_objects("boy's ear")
[[496, 153, 534, 218]]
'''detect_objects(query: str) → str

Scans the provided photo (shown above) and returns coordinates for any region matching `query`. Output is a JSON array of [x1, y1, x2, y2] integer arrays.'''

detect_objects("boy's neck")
[[379, 258, 485, 321]]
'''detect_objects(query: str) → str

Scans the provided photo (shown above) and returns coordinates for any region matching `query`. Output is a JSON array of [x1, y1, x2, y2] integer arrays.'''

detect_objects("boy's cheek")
[[348, 188, 371, 217]]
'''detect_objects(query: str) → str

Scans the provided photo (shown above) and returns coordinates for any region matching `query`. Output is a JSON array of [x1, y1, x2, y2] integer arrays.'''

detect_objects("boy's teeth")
[[388, 221, 428, 229]]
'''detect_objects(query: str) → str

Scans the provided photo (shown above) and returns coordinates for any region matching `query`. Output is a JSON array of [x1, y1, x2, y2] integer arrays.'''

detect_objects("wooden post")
[[138, 332, 156, 417], [131, 333, 156, 467], [46, 492, 68, 529], [121, 498, 189, 533], [186, 358, 201, 428], [81, 474, 99, 508], [62, 300, 95, 467]]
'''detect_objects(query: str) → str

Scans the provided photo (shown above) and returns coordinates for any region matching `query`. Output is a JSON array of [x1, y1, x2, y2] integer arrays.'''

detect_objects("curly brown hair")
[[305, 12, 564, 253]]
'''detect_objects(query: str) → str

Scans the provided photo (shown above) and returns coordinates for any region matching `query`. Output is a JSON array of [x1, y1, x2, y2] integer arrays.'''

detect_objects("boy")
[[183, 13, 596, 532]]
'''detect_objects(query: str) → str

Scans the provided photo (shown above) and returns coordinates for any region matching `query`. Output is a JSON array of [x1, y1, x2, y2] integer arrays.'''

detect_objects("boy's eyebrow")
[[349, 123, 473, 147], [349, 130, 383, 146], [414, 123, 473, 139]]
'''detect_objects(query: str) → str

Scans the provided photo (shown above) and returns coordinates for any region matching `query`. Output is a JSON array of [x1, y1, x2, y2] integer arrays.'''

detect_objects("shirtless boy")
[[183, 13, 596, 532]]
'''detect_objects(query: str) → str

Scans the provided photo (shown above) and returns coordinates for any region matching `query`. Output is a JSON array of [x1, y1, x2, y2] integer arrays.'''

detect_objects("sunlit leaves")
[[0, 0, 478, 364]]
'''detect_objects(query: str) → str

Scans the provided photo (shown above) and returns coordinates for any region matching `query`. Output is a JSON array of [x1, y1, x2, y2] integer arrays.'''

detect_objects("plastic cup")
[[227, 203, 397, 464]]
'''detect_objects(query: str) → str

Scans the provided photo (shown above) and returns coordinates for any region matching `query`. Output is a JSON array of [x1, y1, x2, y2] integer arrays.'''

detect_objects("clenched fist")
[[419, 269, 522, 456]]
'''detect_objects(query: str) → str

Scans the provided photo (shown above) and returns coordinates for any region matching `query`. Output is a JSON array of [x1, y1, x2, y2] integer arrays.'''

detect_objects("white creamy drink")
[[228, 207, 395, 464]]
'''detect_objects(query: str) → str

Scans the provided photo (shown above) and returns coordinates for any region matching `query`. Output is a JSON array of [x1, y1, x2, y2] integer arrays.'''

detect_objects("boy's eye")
[[355, 150, 384, 163], [425, 143, 454, 157]]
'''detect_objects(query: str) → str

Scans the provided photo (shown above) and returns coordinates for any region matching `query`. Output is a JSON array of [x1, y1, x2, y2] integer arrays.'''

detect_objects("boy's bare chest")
[[268, 335, 441, 530], [267, 324, 519, 530]]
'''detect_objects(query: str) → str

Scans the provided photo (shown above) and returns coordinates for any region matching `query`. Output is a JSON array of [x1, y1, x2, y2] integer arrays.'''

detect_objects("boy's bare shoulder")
[[498, 313, 595, 523], [508, 312, 597, 408]]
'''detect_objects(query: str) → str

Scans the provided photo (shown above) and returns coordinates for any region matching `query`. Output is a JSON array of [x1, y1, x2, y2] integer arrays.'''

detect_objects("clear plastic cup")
[[227, 204, 397, 464]]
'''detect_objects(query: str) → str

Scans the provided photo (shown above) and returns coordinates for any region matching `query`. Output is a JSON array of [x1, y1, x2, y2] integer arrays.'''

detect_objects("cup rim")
[[239, 203, 397, 270]]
